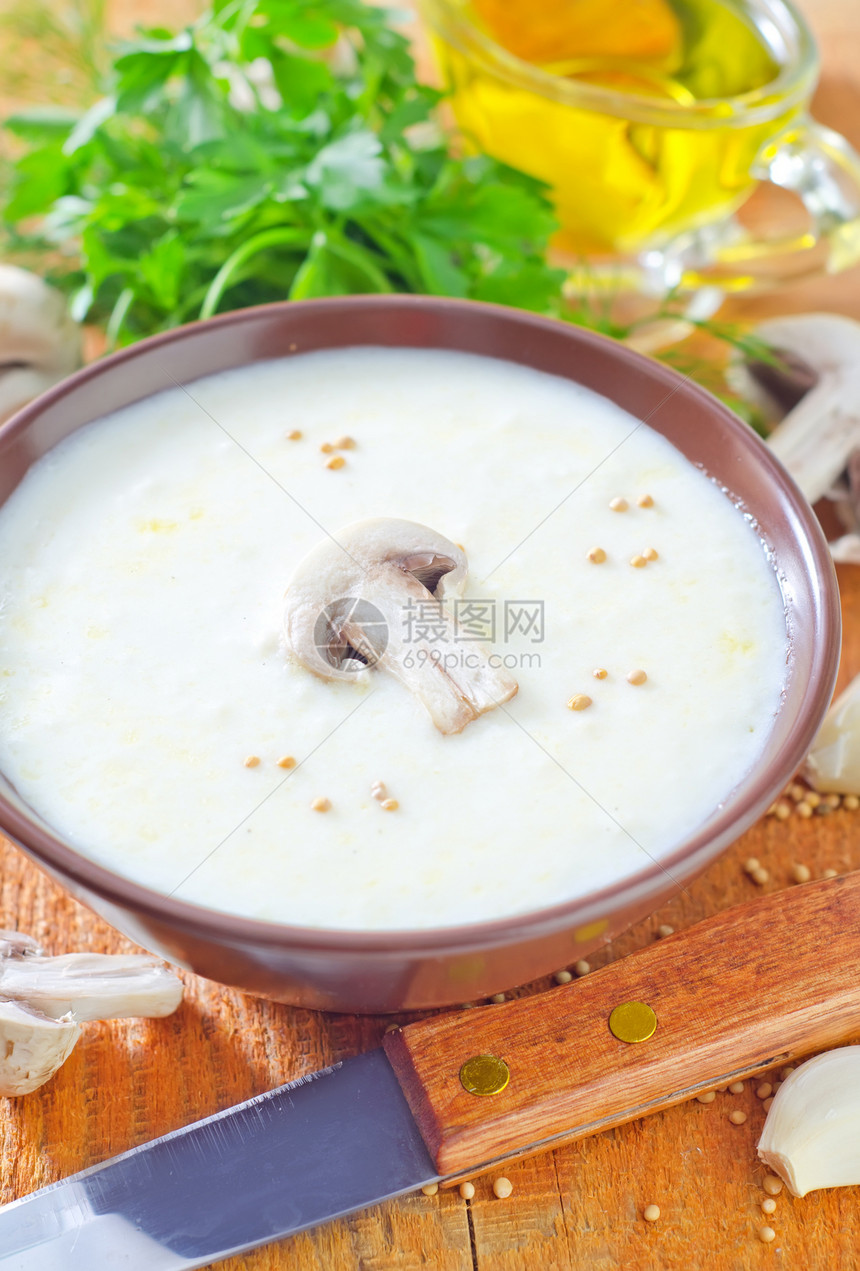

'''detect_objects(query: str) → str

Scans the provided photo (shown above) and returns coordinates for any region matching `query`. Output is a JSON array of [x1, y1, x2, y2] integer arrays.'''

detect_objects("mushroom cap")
[[0, 998, 80, 1096], [284, 517, 468, 680]]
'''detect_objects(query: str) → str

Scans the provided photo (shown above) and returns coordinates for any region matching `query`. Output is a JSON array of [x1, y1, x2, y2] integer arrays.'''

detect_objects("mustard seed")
[[805, 791, 821, 808], [657, 924, 674, 938], [744, 858, 760, 873], [751, 867, 770, 885], [459, 1182, 475, 1200], [729, 1110, 747, 1125], [320, 441, 335, 453], [371, 781, 387, 801], [643, 547, 659, 561], [335, 435, 356, 450], [593, 667, 608, 679], [773, 803, 791, 821], [244, 755, 261, 768], [630, 554, 648, 568], [384, 1023, 401, 1033], [554, 969, 573, 984], [567, 694, 592, 711], [796, 802, 812, 819], [609, 497, 628, 512], [826, 793, 842, 809], [277, 755, 297, 769], [490, 993, 506, 1004], [696, 1091, 716, 1104], [763, 1097, 774, 1111], [729, 1082, 745, 1094], [822, 868, 839, 879], [326, 455, 346, 470], [637, 494, 654, 508], [311, 796, 331, 812], [761, 1198, 777, 1215], [844, 794, 859, 810], [286, 429, 302, 441], [587, 547, 607, 563], [758, 1226, 776, 1244], [762, 1175, 783, 1196], [788, 783, 805, 802], [574, 960, 591, 976], [756, 1082, 773, 1100], [790, 863, 811, 883], [643, 1204, 661, 1222], [780, 1067, 796, 1081], [421, 1183, 439, 1196], [380, 798, 399, 811], [492, 1177, 513, 1199], [627, 669, 647, 686]]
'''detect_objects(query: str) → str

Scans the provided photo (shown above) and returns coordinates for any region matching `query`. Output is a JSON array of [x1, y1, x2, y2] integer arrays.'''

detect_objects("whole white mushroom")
[[0, 264, 81, 423]]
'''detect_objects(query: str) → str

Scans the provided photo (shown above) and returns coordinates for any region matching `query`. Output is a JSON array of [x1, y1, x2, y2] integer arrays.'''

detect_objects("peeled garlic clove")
[[805, 673, 860, 794], [757, 1047, 860, 1196]]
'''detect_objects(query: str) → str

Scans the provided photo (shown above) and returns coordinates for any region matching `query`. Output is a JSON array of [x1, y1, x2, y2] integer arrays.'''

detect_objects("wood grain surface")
[[1, 1, 860, 1268]]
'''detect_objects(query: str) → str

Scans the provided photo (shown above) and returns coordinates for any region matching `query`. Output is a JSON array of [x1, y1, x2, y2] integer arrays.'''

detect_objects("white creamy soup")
[[0, 348, 787, 929]]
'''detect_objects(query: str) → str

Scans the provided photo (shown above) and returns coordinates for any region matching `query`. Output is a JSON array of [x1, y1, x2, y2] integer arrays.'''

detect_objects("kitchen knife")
[[1, 872, 858, 1270]]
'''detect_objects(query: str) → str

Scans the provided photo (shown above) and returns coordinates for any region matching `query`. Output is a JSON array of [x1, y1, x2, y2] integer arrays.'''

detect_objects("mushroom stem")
[[0, 1000, 80, 1097], [0, 952, 185, 1023]]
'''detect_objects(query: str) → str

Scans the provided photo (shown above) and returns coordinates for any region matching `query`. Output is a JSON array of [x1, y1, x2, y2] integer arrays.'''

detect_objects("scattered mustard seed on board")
[[593, 667, 608, 679], [609, 497, 628, 512], [729, 1081, 745, 1094], [490, 993, 506, 1004], [459, 1182, 475, 1200], [286, 429, 302, 441], [492, 1177, 513, 1199], [756, 1083, 773, 1099], [643, 1204, 661, 1222], [277, 756, 297, 769], [587, 547, 607, 563], [656, 924, 674, 938], [335, 436, 356, 450], [643, 547, 659, 561], [761, 1198, 777, 1215], [380, 798, 399, 811], [554, 969, 573, 984], [751, 867, 770, 885], [421, 1183, 439, 1196], [320, 442, 335, 453], [729, 1110, 748, 1125], [244, 756, 261, 768], [627, 669, 647, 686], [326, 455, 346, 470], [763, 1175, 783, 1196], [630, 554, 647, 568], [637, 494, 654, 507], [574, 960, 591, 976], [696, 1091, 716, 1104], [311, 797, 331, 812], [758, 1226, 776, 1243]]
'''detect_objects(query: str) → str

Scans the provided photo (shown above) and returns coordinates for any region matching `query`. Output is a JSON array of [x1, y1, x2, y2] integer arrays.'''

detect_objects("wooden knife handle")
[[383, 873, 860, 1175]]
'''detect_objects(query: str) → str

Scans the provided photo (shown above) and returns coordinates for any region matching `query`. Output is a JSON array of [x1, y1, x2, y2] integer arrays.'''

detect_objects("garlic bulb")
[[805, 674, 860, 794], [757, 1047, 860, 1196]]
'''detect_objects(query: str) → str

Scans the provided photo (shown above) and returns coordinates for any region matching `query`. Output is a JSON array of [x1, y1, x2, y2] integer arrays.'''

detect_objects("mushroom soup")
[[0, 347, 788, 930]]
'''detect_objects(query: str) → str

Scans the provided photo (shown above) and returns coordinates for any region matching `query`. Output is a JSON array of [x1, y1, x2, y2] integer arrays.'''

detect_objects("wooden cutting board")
[[1, 2, 859, 1267]]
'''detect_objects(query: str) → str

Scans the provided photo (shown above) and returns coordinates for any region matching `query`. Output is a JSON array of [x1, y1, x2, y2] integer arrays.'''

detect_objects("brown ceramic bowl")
[[0, 297, 840, 1012]]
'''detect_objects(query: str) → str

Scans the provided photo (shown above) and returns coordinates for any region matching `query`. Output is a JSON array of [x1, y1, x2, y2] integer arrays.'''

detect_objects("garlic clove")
[[805, 673, 860, 794], [0, 999, 80, 1096], [757, 1046, 860, 1196]]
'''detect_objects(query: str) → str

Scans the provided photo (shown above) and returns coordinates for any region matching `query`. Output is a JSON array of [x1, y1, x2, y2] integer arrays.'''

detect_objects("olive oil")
[[429, 0, 795, 254]]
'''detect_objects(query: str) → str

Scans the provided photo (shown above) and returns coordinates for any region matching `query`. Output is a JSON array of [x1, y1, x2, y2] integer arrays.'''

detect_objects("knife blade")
[[1, 872, 858, 1269]]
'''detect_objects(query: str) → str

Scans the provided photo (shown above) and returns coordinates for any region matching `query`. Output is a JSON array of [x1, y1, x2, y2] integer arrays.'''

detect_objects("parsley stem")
[[199, 227, 314, 320], [106, 286, 136, 349]]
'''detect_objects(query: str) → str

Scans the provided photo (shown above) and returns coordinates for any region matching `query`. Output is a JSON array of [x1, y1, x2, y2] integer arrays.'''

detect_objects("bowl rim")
[[0, 294, 841, 955]]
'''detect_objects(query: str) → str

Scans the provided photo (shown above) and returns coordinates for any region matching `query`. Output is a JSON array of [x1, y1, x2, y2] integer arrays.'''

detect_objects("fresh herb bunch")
[[2, 0, 566, 344]]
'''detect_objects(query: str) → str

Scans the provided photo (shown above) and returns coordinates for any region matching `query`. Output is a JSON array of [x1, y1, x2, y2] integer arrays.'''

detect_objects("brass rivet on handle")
[[459, 1054, 510, 1096], [608, 1000, 658, 1044]]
